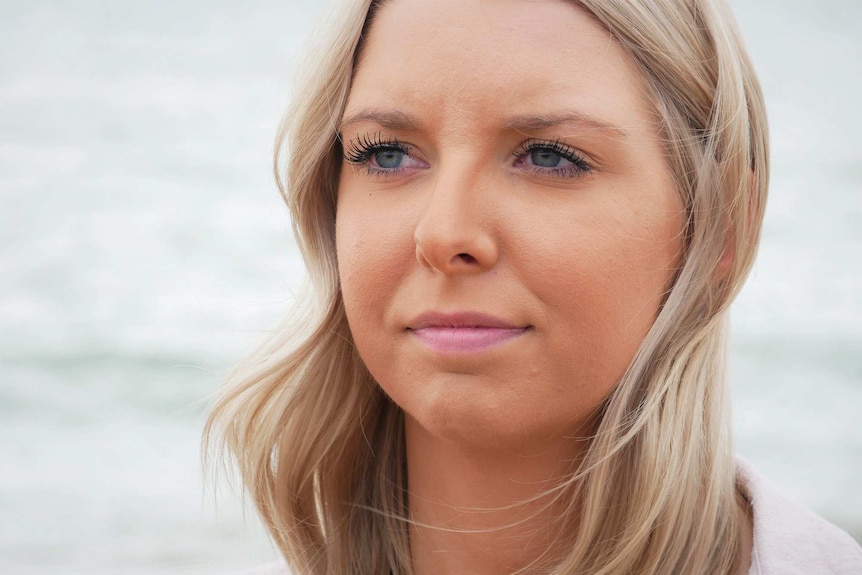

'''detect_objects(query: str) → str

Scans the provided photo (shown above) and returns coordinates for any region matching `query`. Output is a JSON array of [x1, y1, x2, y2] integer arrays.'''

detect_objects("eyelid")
[[513, 138, 593, 176], [341, 131, 411, 164], [514, 138, 586, 161], [340, 130, 428, 179]]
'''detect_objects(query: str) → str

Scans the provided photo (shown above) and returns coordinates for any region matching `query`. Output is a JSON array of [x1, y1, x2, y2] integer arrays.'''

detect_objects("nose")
[[413, 166, 498, 274]]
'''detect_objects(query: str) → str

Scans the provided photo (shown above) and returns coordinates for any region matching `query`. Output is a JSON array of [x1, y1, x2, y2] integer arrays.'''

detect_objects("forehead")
[[346, 0, 654, 136]]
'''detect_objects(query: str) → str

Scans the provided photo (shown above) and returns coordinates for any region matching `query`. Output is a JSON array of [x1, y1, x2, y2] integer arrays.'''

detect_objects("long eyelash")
[[342, 131, 408, 164], [514, 138, 592, 173]]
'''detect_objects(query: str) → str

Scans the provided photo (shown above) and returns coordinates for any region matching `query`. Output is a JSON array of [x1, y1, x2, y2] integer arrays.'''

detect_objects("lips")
[[408, 312, 530, 354]]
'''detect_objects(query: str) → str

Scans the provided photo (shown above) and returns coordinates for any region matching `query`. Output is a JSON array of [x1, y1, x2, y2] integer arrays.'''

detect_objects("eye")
[[513, 139, 592, 178], [374, 148, 406, 169], [530, 148, 567, 168], [342, 132, 427, 177]]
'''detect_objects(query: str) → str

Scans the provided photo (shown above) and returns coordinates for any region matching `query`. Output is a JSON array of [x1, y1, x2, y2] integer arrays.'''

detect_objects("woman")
[[206, 0, 862, 573]]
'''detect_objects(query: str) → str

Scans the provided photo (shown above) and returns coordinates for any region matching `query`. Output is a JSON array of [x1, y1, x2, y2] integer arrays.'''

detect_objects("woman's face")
[[336, 0, 684, 450]]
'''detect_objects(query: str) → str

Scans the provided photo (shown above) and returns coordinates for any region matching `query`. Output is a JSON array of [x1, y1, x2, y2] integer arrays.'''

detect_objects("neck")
[[405, 416, 587, 575]]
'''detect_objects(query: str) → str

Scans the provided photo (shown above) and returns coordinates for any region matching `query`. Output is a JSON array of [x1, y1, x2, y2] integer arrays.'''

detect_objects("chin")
[[395, 374, 558, 452]]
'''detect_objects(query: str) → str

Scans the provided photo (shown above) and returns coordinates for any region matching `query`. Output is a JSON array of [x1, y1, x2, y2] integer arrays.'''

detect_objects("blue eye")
[[374, 148, 405, 169], [530, 149, 565, 168], [342, 132, 427, 177], [515, 140, 591, 178]]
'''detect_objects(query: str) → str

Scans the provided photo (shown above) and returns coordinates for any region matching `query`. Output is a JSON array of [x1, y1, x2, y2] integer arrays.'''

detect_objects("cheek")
[[525, 196, 683, 384], [335, 177, 415, 344], [337, 218, 389, 308]]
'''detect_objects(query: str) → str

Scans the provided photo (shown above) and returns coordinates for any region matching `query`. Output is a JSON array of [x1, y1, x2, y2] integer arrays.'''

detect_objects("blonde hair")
[[204, 0, 769, 573]]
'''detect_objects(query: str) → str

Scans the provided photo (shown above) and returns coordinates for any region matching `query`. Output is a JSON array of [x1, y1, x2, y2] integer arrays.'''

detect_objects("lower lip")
[[410, 326, 528, 354]]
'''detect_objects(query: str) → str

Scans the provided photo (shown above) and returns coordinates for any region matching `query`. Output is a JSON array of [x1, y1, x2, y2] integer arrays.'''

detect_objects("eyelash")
[[342, 132, 411, 176], [513, 139, 592, 178], [340, 133, 592, 179]]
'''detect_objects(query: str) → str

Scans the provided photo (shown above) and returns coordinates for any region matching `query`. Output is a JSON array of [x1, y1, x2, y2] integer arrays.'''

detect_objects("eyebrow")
[[338, 109, 628, 138], [338, 109, 422, 133], [503, 112, 629, 138]]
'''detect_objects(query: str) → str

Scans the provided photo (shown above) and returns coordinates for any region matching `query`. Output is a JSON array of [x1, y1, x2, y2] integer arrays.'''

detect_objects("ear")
[[716, 236, 733, 279], [715, 169, 755, 281]]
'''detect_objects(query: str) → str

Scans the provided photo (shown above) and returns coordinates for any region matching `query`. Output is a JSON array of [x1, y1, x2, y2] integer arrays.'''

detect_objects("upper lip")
[[408, 311, 527, 330]]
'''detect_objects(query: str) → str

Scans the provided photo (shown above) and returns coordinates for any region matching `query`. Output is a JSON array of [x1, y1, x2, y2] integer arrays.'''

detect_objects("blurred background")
[[0, 0, 859, 573]]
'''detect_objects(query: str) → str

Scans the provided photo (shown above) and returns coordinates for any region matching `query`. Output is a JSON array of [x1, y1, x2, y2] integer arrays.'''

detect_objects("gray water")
[[0, 1, 859, 573]]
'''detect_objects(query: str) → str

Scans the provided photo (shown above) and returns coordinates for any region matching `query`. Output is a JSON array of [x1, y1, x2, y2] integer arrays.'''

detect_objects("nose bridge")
[[414, 156, 498, 273]]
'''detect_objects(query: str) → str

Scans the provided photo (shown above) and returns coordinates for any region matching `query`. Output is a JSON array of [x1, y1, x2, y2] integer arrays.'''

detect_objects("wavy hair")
[[204, 0, 769, 573]]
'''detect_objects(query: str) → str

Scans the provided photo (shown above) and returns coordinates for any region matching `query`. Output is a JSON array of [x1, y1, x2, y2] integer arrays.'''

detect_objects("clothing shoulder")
[[738, 458, 862, 574]]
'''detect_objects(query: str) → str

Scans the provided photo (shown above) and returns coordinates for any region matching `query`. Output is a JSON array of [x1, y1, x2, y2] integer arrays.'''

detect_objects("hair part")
[[204, 0, 768, 573]]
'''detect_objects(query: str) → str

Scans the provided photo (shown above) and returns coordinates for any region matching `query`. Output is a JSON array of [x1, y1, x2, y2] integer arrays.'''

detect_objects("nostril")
[[457, 253, 478, 265]]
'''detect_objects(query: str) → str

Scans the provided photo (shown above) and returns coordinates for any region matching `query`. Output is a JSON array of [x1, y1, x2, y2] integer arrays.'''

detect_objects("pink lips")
[[408, 312, 529, 354]]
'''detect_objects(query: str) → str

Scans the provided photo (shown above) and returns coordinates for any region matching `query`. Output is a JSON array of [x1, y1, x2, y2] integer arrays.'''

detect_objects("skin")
[[335, 0, 748, 573]]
